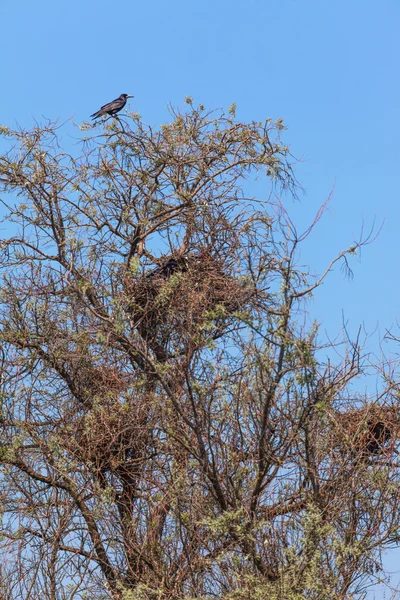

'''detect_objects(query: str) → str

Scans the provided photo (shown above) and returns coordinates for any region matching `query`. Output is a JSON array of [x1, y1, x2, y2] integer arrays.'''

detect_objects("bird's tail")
[[91, 110, 103, 119]]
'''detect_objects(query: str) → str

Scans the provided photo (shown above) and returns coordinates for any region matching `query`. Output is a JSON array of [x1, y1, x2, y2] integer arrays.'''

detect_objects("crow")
[[91, 93, 133, 119], [147, 258, 183, 280], [366, 420, 392, 455]]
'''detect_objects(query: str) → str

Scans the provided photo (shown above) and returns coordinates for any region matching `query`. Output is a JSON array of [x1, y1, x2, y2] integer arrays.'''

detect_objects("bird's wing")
[[91, 97, 126, 118], [100, 97, 121, 111], [91, 108, 105, 118]]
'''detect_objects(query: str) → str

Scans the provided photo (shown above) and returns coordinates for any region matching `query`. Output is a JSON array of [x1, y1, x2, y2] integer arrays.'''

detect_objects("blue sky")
[[1, 0, 399, 596]]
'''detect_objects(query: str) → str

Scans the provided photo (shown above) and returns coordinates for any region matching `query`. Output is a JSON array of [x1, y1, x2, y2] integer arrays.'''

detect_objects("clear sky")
[[1, 1, 399, 596]]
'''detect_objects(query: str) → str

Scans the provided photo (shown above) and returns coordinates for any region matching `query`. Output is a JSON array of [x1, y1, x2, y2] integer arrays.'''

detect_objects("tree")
[[0, 103, 399, 600]]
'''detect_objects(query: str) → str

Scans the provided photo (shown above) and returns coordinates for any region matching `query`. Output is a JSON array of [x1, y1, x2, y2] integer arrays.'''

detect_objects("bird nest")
[[62, 398, 152, 481], [325, 404, 399, 460], [59, 356, 129, 406], [75, 363, 127, 397], [122, 253, 254, 357]]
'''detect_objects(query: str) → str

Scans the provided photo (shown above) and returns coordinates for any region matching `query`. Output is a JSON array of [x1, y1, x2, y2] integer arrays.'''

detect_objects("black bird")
[[91, 93, 133, 119], [366, 420, 391, 455], [147, 258, 184, 280]]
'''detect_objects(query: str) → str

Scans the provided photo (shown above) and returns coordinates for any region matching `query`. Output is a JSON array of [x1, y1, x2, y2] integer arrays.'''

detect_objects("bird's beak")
[[127, 95, 134, 98]]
